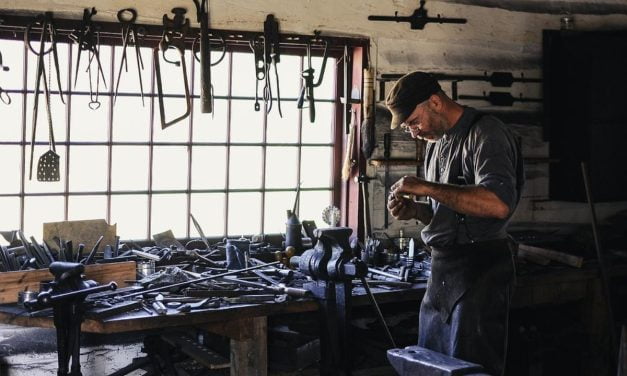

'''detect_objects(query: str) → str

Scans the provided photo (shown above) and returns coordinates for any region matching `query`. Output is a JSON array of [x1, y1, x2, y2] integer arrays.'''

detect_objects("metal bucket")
[[17, 290, 38, 307], [137, 261, 156, 278]]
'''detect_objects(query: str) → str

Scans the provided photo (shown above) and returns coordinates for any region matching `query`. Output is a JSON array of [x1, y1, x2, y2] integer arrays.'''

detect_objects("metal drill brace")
[[297, 32, 328, 123], [154, 7, 192, 129]]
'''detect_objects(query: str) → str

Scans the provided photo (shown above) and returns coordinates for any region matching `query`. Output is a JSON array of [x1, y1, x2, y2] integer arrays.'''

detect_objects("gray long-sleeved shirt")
[[421, 107, 523, 248]]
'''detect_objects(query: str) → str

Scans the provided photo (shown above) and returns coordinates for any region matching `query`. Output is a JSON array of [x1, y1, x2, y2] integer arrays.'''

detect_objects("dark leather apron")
[[418, 238, 516, 376]]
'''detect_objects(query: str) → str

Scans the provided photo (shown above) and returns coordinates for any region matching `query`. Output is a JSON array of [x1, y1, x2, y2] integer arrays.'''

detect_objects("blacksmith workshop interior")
[[0, 1, 626, 375]]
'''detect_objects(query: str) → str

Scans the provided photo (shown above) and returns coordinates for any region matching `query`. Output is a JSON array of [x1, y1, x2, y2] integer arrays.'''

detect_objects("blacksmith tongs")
[[113, 8, 145, 106]]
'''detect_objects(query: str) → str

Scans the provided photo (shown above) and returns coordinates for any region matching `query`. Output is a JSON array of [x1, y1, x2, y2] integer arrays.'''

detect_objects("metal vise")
[[27, 262, 116, 376], [289, 227, 367, 376], [290, 227, 367, 282]]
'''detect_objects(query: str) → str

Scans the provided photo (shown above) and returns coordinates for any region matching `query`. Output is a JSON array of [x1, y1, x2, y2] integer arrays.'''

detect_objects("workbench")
[[0, 264, 610, 375], [0, 282, 425, 375]]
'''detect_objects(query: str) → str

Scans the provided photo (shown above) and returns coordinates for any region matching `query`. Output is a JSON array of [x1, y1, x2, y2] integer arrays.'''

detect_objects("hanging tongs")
[[69, 8, 107, 89], [297, 32, 328, 123], [154, 8, 192, 129], [24, 12, 64, 181]]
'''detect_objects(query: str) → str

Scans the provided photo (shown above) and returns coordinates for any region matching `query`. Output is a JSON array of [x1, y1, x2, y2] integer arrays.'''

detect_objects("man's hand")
[[390, 175, 431, 197], [387, 194, 417, 221]]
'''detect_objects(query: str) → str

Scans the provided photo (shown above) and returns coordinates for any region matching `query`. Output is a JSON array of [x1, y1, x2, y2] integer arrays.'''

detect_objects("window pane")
[[192, 50, 229, 97], [0, 40, 24, 90], [152, 146, 188, 190], [192, 146, 226, 189], [299, 190, 332, 227], [153, 50, 192, 95], [190, 193, 225, 237], [229, 146, 262, 189], [230, 52, 256, 97], [111, 194, 147, 240], [152, 97, 191, 142], [69, 146, 107, 192], [111, 146, 148, 191], [112, 46, 152, 96], [264, 191, 296, 234], [230, 99, 263, 143], [301, 102, 334, 142], [151, 194, 187, 238], [112, 95, 150, 141], [0, 95, 24, 142], [265, 147, 297, 188], [0, 197, 20, 244], [300, 146, 332, 188], [24, 145, 66, 194], [23, 195, 64, 240], [312, 56, 336, 100], [71, 44, 111, 94], [69, 95, 109, 141], [274, 55, 302, 100], [24, 93, 67, 144], [266, 100, 299, 143], [68, 195, 106, 221], [27, 42, 69, 92], [192, 98, 228, 142], [227, 192, 261, 236], [0, 146, 21, 194]]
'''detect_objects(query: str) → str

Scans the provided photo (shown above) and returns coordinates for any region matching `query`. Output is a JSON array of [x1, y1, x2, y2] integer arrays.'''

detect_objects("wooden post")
[[205, 316, 267, 376]]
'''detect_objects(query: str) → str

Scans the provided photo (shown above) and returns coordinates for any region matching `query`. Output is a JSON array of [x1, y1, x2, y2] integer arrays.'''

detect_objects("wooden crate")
[[0, 261, 136, 304]]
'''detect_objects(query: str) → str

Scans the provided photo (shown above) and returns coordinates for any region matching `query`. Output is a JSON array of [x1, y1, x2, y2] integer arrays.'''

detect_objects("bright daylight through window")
[[0, 37, 337, 242]]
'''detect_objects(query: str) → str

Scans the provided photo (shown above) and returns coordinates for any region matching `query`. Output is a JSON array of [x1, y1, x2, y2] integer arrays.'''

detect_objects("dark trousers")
[[418, 240, 515, 376]]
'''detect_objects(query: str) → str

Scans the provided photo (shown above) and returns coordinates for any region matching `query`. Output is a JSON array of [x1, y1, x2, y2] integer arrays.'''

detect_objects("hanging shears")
[[113, 8, 145, 106], [297, 33, 328, 123]]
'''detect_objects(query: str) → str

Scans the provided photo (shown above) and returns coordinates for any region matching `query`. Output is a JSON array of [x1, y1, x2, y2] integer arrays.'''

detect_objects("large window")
[[0, 33, 339, 242]]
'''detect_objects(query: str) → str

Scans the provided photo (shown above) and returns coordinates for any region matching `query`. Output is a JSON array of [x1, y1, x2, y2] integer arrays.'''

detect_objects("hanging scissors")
[[113, 8, 145, 106]]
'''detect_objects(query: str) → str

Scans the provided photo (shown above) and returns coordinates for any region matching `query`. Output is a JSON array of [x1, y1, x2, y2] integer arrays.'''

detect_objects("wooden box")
[[0, 261, 136, 304]]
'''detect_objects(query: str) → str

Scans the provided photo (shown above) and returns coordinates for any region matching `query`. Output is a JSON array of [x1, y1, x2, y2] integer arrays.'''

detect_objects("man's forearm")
[[422, 181, 510, 219]]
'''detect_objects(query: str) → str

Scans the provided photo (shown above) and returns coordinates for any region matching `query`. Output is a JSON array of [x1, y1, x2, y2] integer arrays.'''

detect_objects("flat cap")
[[385, 71, 441, 129]]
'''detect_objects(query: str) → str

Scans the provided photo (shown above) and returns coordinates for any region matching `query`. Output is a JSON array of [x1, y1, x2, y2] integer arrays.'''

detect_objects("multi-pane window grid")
[[0, 38, 337, 242]]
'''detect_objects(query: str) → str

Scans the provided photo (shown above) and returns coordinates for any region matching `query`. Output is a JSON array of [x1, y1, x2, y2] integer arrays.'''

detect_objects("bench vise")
[[27, 261, 116, 376], [289, 227, 367, 376]]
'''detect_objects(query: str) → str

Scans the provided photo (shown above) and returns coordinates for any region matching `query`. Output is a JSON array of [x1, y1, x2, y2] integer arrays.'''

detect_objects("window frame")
[[0, 12, 367, 240]]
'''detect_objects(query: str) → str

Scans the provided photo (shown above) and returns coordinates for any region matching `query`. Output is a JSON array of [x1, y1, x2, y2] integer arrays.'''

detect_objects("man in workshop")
[[386, 71, 523, 375]]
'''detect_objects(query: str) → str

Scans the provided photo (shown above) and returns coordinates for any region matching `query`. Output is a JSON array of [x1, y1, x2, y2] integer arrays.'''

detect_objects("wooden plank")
[[518, 244, 584, 268], [0, 261, 136, 303]]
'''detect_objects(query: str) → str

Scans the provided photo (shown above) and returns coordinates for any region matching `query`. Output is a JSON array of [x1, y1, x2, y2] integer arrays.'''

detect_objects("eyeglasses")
[[400, 101, 428, 133]]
